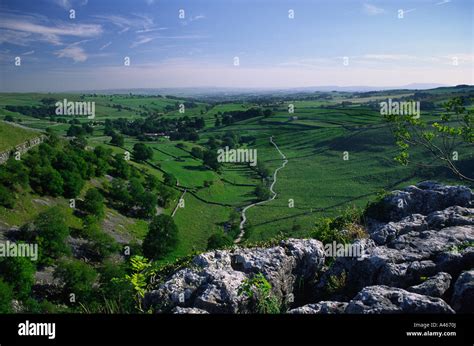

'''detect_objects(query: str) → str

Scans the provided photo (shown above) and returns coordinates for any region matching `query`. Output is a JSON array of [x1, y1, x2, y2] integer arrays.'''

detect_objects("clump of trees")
[[0, 135, 113, 208], [104, 115, 205, 142]]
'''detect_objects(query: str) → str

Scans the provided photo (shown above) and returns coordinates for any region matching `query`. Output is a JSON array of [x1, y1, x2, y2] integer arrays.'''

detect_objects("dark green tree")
[[110, 131, 124, 147], [132, 143, 153, 162], [255, 183, 270, 201], [163, 172, 177, 186], [0, 256, 36, 300], [0, 279, 13, 313], [82, 188, 105, 219], [142, 215, 179, 260], [207, 232, 233, 250], [35, 207, 71, 263]]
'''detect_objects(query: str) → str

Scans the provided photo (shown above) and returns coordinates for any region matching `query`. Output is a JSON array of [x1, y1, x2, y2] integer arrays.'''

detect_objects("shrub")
[[238, 273, 280, 314], [207, 232, 233, 250], [54, 259, 98, 303], [0, 185, 15, 208], [0, 256, 36, 300], [0, 279, 13, 313]]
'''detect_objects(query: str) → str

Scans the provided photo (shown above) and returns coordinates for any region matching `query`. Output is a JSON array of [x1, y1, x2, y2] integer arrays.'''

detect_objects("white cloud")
[[130, 36, 154, 48], [52, 0, 88, 10], [436, 0, 451, 5], [55, 45, 87, 62], [363, 3, 385, 15], [0, 13, 102, 46], [94, 13, 155, 34], [99, 41, 112, 50]]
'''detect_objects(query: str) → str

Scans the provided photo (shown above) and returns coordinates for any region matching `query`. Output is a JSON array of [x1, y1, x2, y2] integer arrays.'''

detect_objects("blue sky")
[[0, 0, 472, 91]]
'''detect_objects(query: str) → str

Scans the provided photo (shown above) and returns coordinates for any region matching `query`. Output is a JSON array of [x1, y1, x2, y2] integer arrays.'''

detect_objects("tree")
[[109, 178, 130, 208], [132, 143, 153, 162], [163, 172, 177, 186], [0, 279, 13, 313], [255, 183, 270, 201], [82, 188, 105, 219], [54, 259, 97, 302], [82, 219, 119, 259], [203, 150, 221, 171], [384, 97, 473, 181], [136, 191, 157, 219], [0, 256, 36, 299], [82, 123, 94, 135], [207, 232, 233, 250], [142, 215, 178, 260], [191, 147, 204, 159], [111, 154, 130, 179], [67, 125, 85, 137], [35, 207, 70, 263], [129, 178, 145, 200], [0, 185, 15, 208], [71, 135, 87, 149], [35, 166, 64, 196], [145, 174, 160, 191], [110, 131, 124, 147], [61, 171, 84, 198], [256, 161, 271, 179], [263, 109, 273, 117], [1, 157, 29, 189], [157, 184, 175, 208]]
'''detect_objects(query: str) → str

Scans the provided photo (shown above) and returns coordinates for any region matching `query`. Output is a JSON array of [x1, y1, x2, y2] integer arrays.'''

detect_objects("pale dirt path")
[[235, 136, 288, 243]]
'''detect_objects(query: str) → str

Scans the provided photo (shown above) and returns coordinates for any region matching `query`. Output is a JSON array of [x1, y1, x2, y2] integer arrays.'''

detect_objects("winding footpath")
[[235, 136, 288, 243]]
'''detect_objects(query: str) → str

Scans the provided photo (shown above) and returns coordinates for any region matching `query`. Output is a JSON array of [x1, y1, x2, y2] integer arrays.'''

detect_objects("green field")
[[1, 87, 473, 261], [0, 121, 41, 152]]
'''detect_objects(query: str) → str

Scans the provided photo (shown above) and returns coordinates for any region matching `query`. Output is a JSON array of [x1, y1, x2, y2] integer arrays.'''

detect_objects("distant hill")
[[68, 83, 460, 97]]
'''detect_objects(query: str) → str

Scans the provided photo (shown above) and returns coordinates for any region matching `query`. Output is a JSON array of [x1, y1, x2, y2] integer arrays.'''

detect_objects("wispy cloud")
[[99, 41, 112, 50], [94, 13, 155, 34], [130, 33, 205, 48], [130, 36, 154, 48], [436, 0, 451, 5], [0, 12, 102, 46], [51, 0, 89, 10], [55, 45, 87, 62], [363, 3, 385, 15], [180, 14, 206, 26]]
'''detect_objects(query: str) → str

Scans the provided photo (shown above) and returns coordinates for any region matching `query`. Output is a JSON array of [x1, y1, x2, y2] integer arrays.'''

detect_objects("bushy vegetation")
[[238, 273, 281, 314], [312, 206, 366, 245], [142, 215, 179, 260]]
